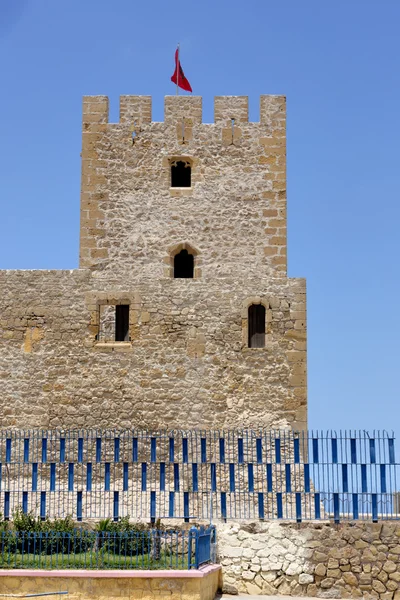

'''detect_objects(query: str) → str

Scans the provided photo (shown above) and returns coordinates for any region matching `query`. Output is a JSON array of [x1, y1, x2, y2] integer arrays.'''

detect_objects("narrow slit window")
[[115, 305, 130, 341], [248, 304, 265, 348], [171, 160, 191, 188], [174, 249, 194, 278]]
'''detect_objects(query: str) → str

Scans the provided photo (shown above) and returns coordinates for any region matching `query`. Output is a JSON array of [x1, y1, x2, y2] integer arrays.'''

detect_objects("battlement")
[[82, 94, 286, 128]]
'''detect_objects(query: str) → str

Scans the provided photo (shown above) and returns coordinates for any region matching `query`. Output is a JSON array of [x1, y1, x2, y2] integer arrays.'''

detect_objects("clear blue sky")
[[1, 0, 399, 437]]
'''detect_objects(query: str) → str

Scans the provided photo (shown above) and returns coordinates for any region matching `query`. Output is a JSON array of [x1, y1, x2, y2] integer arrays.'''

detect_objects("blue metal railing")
[[0, 526, 216, 570], [0, 429, 398, 522]]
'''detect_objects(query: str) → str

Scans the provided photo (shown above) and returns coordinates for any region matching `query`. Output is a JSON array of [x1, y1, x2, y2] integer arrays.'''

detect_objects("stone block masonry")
[[0, 94, 306, 430], [217, 520, 400, 598]]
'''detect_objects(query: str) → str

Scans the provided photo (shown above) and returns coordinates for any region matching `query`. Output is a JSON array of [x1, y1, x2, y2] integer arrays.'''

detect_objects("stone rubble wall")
[[0, 269, 306, 430], [0, 93, 307, 431], [217, 520, 400, 598]]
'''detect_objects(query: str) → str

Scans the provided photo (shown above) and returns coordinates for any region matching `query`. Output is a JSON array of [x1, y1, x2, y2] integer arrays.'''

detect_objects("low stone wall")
[[0, 565, 221, 600], [217, 521, 400, 598]]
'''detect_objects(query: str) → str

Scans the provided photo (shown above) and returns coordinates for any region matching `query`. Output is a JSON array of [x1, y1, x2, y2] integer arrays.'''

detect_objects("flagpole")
[[176, 43, 180, 96]]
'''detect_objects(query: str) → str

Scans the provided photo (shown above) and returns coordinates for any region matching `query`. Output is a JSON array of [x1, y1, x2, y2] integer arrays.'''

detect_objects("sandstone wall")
[[0, 94, 307, 430], [217, 520, 400, 598], [80, 95, 287, 280], [0, 269, 306, 430]]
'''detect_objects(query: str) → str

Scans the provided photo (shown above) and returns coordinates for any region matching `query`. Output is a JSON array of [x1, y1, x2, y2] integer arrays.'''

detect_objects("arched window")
[[174, 249, 194, 278], [248, 304, 265, 348], [171, 160, 191, 187]]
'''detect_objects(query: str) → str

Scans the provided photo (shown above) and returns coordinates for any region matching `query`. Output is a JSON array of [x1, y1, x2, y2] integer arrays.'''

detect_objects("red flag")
[[171, 48, 192, 92]]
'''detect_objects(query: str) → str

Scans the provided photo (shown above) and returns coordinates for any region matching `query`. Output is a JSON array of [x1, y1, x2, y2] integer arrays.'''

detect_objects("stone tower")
[[0, 95, 306, 431]]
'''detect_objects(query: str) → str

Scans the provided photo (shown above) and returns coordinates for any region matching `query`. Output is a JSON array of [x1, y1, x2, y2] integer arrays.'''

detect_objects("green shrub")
[[95, 517, 151, 556]]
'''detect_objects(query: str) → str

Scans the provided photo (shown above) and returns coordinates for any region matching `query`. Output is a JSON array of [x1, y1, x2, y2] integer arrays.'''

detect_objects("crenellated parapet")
[[82, 94, 286, 128]]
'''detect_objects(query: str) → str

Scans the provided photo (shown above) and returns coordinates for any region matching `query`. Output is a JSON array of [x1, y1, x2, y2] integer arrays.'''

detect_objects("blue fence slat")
[[78, 438, 83, 463], [312, 438, 319, 463], [258, 492, 264, 519], [0, 464, 2, 491], [351, 438, 357, 464], [60, 438, 65, 463], [184, 492, 189, 522], [304, 463, 310, 493], [22, 491, 28, 514], [333, 493, 340, 523], [276, 493, 283, 519], [182, 438, 188, 463], [169, 438, 174, 463], [389, 439, 395, 465], [96, 438, 101, 463], [151, 438, 156, 463], [169, 491, 175, 518], [132, 438, 138, 462], [380, 464, 387, 493], [123, 462, 129, 492], [372, 494, 378, 522], [104, 463, 110, 492], [353, 493, 359, 520], [266, 464, 272, 493], [141, 463, 147, 492], [342, 464, 348, 493], [174, 463, 180, 492], [314, 493, 321, 519], [114, 438, 120, 463], [68, 463, 74, 492], [4, 491, 10, 520], [40, 492, 46, 520], [50, 463, 56, 492], [41, 438, 47, 463], [285, 464, 291, 493], [32, 463, 38, 492], [238, 439, 244, 464], [192, 463, 198, 492], [87, 463, 92, 492], [229, 464, 235, 493], [24, 439, 29, 463], [159, 462, 165, 491], [219, 438, 225, 464], [361, 464, 367, 493], [113, 491, 119, 522], [77, 491, 82, 522], [201, 438, 207, 463], [248, 463, 254, 493], [221, 492, 227, 519], [296, 493, 301, 522], [211, 463, 217, 492], [6, 439, 11, 463], [369, 439, 376, 463], [256, 438, 262, 464], [275, 438, 281, 464], [150, 491, 156, 522], [331, 438, 338, 464]]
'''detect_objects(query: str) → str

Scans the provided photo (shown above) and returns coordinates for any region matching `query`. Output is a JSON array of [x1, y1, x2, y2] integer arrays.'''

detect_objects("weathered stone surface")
[[315, 563, 327, 576], [0, 94, 307, 432], [373, 580, 387, 594], [299, 573, 314, 584], [384, 561, 397, 573], [217, 521, 400, 598]]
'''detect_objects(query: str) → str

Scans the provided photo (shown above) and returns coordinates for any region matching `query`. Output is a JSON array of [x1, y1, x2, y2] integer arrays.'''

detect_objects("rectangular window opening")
[[99, 304, 130, 343], [248, 304, 266, 348], [171, 160, 191, 188], [115, 305, 129, 341]]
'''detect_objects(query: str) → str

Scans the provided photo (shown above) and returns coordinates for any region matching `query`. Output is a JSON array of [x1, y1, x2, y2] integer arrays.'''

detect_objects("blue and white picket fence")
[[0, 430, 398, 523]]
